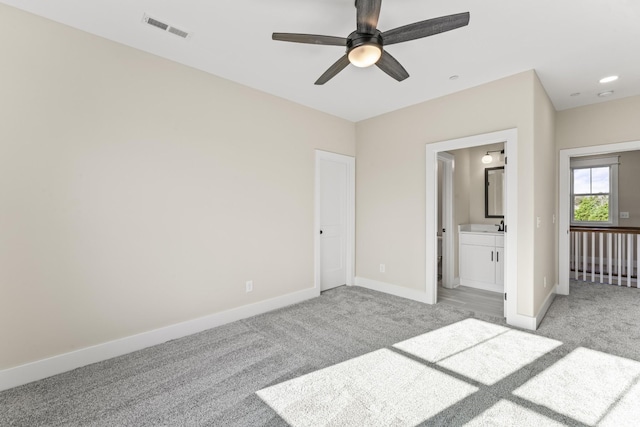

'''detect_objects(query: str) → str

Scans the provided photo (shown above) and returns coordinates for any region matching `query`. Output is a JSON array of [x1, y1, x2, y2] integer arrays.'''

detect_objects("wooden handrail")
[[570, 226, 640, 235]]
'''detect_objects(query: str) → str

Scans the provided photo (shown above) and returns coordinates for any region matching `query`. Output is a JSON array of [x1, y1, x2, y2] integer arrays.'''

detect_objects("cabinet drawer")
[[459, 233, 495, 247]]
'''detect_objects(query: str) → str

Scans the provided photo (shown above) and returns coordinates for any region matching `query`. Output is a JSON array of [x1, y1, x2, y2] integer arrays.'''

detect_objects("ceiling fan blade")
[[382, 12, 470, 45], [272, 33, 347, 46], [315, 55, 351, 85], [375, 51, 409, 82], [356, 0, 382, 34]]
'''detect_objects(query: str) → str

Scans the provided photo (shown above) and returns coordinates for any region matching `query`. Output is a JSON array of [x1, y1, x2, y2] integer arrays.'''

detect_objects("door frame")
[[426, 128, 518, 324], [558, 139, 640, 295], [438, 152, 455, 288], [314, 150, 356, 293]]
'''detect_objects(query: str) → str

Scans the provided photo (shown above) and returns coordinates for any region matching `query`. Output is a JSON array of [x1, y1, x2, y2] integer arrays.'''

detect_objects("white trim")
[[506, 313, 537, 331], [426, 129, 518, 326], [559, 140, 640, 295], [354, 277, 429, 304], [0, 286, 318, 392], [535, 286, 557, 329], [438, 152, 455, 289], [314, 150, 356, 290], [570, 156, 620, 167]]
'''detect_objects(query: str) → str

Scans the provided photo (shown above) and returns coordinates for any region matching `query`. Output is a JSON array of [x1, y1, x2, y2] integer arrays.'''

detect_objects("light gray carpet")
[[2, 281, 640, 426]]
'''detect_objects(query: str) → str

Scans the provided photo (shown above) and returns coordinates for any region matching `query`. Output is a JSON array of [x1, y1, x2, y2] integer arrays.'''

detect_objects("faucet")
[[496, 220, 504, 232]]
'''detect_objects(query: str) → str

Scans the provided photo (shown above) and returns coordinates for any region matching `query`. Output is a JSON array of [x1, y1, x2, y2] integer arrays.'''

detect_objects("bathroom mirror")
[[485, 166, 504, 218]]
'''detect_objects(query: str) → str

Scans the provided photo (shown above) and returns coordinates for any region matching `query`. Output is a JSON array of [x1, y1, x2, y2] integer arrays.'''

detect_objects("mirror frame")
[[485, 166, 505, 218]]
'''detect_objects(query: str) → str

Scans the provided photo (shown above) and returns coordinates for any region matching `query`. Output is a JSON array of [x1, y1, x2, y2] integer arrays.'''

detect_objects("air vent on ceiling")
[[142, 14, 191, 40]]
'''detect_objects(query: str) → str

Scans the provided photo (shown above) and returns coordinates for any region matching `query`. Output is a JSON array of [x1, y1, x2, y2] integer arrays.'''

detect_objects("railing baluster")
[[591, 232, 596, 283], [618, 233, 623, 286], [583, 232, 588, 281], [628, 234, 633, 287], [608, 232, 613, 285], [599, 232, 604, 284], [570, 231, 574, 273], [575, 231, 579, 280], [622, 236, 627, 277]]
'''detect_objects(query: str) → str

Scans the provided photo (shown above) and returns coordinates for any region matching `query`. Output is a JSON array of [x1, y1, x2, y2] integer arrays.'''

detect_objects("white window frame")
[[570, 156, 619, 226]]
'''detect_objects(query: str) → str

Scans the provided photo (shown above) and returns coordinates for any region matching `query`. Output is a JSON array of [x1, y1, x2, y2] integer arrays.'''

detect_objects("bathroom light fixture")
[[599, 75, 618, 84], [482, 149, 505, 164]]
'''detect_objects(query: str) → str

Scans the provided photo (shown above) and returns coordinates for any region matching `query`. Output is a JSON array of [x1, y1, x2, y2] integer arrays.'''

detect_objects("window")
[[570, 156, 618, 225]]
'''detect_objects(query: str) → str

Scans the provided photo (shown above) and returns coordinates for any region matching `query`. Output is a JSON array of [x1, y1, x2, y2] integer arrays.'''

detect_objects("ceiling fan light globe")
[[348, 44, 382, 68]]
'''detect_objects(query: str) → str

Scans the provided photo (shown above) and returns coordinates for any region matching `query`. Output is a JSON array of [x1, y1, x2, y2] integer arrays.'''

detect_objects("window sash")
[[570, 161, 618, 226]]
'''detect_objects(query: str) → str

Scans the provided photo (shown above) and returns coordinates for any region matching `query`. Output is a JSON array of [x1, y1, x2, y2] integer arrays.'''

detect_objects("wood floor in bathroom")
[[437, 284, 504, 318]]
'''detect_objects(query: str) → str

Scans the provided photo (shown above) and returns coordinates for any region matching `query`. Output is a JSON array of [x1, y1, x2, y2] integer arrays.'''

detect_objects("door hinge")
[[504, 225, 507, 233], [504, 293, 507, 301], [505, 156, 508, 165]]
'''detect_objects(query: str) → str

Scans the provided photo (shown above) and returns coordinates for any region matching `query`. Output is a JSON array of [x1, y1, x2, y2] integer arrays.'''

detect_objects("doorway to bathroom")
[[426, 129, 518, 324]]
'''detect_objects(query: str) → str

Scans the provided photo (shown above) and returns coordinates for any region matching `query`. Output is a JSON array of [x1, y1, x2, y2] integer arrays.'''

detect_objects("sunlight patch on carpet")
[[599, 379, 640, 426], [395, 319, 562, 385], [514, 347, 640, 425], [257, 348, 478, 427], [394, 318, 509, 363]]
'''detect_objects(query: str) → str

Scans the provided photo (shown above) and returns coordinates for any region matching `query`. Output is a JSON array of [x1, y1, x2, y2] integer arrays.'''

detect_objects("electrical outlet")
[[246, 280, 253, 293], [544, 277, 547, 288], [552, 214, 556, 224], [620, 212, 630, 219], [379, 264, 385, 273], [536, 217, 541, 228]]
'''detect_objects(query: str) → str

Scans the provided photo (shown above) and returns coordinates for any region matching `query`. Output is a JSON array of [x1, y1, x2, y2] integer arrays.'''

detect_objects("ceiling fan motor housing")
[[346, 30, 383, 53]]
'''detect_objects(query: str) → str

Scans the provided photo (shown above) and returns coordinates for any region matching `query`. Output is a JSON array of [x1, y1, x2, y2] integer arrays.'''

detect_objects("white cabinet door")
[[495, 248, 504, 286], [460, 244, 496, 284]]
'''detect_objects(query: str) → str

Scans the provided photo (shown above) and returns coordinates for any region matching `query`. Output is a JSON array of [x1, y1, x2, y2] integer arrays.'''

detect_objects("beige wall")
[[452, 149, 470, 281], [533, 74, 557, 312], [619, 150, 640, 227], [355, 71, 541, 317], [466, 143, 505, 225], [556, 96, 640, 150], [0, 5, 355, 369]]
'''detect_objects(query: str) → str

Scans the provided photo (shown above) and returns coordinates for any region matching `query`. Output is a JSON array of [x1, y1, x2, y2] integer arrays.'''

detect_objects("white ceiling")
[[3, 0, 640, 122]]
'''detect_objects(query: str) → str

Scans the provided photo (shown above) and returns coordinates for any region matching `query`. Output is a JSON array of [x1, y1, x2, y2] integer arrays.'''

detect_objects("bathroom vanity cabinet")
[[459, 227, 504, 292]]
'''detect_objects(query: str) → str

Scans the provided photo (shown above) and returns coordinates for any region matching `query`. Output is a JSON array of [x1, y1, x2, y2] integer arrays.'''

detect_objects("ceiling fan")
[[272, 0, 470, 85]]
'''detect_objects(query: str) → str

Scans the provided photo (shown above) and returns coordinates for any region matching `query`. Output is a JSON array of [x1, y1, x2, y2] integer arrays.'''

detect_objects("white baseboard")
[[354, 277, 429, 303], [0, 286, 320, 392], [535, 285, 557, 329], [506, 285, 557, 331], [506, 314, 536, 330]]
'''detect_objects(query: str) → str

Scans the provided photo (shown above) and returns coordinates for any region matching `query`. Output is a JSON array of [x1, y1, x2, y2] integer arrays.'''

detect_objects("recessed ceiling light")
[[599, 75, 619, 84], [570, 92, 581, 97], [598, 90, 614, 97], [449, 75, 459, 80]]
